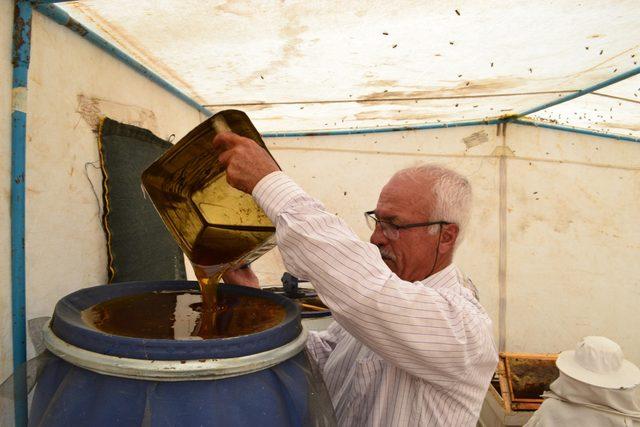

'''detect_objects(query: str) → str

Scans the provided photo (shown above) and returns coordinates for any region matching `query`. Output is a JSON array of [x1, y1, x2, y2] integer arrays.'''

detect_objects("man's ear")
[[438, 223, 459, 254]]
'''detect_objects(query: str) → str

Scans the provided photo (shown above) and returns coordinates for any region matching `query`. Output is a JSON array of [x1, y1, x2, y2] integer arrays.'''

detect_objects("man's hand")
[[222, 265, 260, 289], [213, 132, 280, 194]]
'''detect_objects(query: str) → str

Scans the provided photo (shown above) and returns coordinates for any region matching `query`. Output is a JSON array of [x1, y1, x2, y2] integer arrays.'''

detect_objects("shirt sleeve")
[[253, 172, 497, 384], [306, 321, 344, 371]]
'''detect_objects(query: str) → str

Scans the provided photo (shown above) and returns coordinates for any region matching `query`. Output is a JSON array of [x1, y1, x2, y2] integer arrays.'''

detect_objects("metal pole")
[[11, 1, 32, 424]]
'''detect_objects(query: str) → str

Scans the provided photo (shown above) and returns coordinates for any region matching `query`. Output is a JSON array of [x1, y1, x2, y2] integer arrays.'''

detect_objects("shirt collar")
[[420, 263, 462, 291]]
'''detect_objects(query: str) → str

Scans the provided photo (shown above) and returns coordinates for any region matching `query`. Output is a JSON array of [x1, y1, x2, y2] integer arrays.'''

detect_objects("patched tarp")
[[57, 0, 640, 137]]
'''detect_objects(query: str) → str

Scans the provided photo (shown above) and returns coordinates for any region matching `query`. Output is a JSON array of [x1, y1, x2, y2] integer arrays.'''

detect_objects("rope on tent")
[[83, 161, 103, 216]]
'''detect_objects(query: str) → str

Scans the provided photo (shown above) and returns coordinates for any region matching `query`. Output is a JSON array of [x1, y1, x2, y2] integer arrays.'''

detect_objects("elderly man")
[[215, 132, 498, 426]]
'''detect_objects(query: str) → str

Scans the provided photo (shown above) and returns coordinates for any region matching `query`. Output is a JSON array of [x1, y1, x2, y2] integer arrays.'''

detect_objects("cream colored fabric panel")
[[508, 120, 640, 169], [1, 0, 15, 384], [505, 125, 640, 365], [61, 0, 640, 101], [530, 90, 640, 139], [18, 11, 200, 363], [251, 126, 502, 341], [59, 0, 640, 134]]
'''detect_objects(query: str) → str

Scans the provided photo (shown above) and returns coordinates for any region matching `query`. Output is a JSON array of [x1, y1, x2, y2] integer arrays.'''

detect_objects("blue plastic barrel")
[[30, 281, 335, 426]]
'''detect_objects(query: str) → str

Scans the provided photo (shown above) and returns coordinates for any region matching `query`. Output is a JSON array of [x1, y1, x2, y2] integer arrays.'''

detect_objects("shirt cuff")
[[252, 171, 307, 222]]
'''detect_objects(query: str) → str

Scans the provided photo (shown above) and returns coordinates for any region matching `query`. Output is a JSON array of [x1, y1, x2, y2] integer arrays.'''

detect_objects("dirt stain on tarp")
[[76, 94, 157, 133], [231, 104, 272, 111], [215, 1, 255, 17], [360, 77, 528, 101], [365, 79, 400, 87], [353, 110, 462, 121], [352, 100, 493, 120]]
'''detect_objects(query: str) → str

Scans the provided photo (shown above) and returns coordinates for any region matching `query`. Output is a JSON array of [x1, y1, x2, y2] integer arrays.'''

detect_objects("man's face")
[[369, 175, 441, 282]]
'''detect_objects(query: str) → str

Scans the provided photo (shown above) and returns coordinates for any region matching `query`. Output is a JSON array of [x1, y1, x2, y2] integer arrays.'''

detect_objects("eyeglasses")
[[364, 210, 450, 240]]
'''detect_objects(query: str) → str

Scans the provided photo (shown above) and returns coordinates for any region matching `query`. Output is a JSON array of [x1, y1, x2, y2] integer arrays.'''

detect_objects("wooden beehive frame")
[[500, 352, 558, 411]]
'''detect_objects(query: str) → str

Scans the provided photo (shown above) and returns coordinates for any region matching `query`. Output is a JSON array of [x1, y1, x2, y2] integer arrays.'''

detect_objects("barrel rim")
[[44, 321, 309, 381], [50, 281, 302, 360]]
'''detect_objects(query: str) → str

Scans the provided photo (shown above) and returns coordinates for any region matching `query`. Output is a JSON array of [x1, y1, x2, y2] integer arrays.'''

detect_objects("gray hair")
[[393, 164, 472, 242]]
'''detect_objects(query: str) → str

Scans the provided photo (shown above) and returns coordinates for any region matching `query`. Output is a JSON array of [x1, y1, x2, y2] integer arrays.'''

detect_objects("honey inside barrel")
[[82, 290, 286, 340]]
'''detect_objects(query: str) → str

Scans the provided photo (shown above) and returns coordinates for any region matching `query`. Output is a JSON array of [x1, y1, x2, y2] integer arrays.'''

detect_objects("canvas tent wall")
[[250, 123, 640, 367], [1, 1, 204, 384], [3, 0, 640, 393]]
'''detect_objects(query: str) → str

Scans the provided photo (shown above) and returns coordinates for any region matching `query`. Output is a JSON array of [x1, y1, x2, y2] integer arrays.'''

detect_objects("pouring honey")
[[141, 110, 277, 324]]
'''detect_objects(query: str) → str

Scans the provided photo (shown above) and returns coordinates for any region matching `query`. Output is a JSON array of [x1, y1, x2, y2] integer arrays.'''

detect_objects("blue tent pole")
[[11, 1, 32, 425], [263, 118, 503, 138]]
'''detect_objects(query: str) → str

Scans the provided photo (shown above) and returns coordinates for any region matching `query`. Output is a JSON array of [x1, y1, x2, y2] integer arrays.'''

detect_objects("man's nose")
[[370, 223, 387, 246]]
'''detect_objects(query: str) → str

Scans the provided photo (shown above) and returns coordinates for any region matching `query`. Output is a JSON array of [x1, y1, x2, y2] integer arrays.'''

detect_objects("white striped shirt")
[[253, 172, 498, 427]]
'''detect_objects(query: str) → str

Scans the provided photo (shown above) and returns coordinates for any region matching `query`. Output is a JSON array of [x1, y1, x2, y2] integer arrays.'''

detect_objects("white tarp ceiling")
[[58, 0, 640, 136]]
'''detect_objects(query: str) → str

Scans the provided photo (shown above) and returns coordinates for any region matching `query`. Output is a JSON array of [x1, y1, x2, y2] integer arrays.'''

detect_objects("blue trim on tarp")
[[35, 3, 213, 117], [51, 281, 302, 360], [263, 118, 502, 138]]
